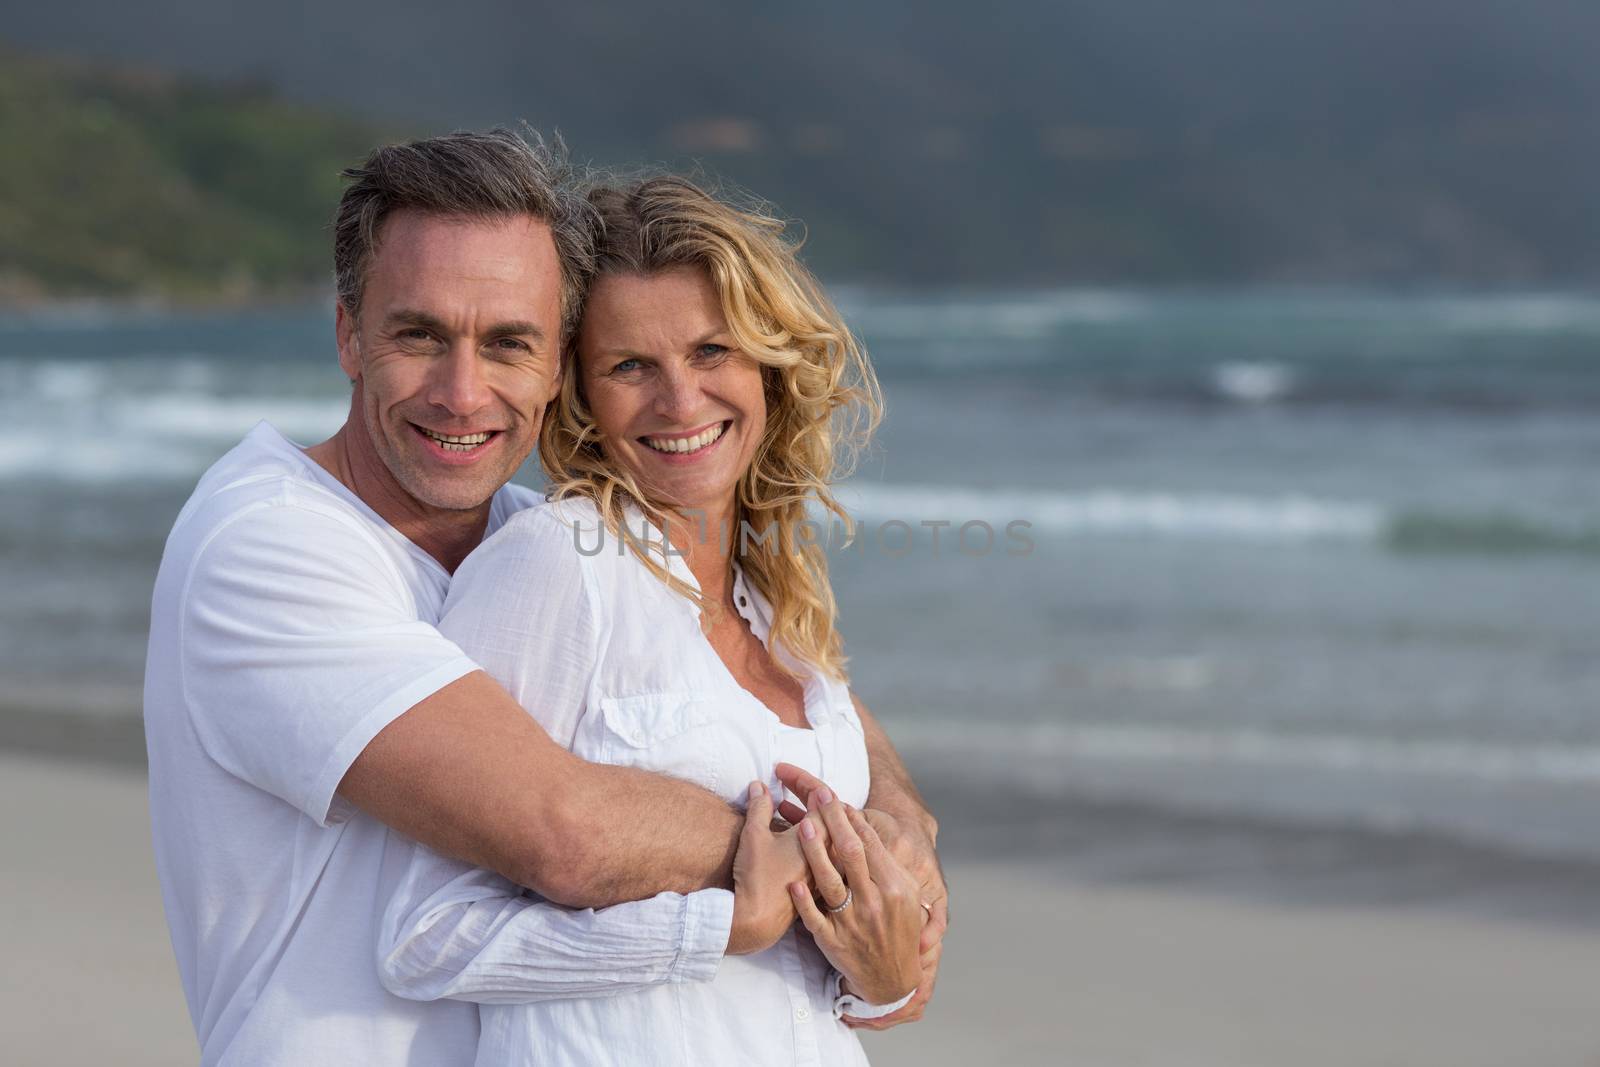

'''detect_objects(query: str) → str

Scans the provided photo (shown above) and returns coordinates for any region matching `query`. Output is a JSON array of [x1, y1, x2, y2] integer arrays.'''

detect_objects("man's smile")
[[412, 423, 502, 456]]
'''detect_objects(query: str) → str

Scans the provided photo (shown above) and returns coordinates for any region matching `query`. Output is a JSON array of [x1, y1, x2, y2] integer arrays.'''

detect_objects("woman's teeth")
[[421, 429, 491, 452], [644, 423, 725, 454]]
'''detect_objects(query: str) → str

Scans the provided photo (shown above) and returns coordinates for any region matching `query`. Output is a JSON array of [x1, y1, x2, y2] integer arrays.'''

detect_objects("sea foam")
[[838, 483, 1383, 543]]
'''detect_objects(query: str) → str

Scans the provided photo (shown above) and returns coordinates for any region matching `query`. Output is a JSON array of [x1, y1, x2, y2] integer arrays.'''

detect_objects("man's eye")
[[492, 337, 530, 354]]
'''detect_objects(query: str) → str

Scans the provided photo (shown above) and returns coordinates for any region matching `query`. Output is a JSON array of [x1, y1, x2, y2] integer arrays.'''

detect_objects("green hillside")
[[7, 2, 1600, 303], [0, 50, 393, 303]]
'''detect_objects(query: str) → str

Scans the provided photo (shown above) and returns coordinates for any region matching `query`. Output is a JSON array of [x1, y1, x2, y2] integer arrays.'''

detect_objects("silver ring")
[[826, 887, 853, 914]]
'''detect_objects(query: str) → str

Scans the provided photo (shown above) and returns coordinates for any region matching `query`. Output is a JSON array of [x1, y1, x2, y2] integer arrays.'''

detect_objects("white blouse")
[[377, 498, 873, 1067]]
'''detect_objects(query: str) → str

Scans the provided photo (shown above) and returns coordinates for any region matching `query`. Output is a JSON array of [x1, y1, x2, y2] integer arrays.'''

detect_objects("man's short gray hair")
[[333, 128, 596, 343]]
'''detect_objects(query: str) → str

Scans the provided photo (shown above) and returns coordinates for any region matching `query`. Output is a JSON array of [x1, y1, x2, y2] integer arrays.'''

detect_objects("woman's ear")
[[544, 359, 565, 406]]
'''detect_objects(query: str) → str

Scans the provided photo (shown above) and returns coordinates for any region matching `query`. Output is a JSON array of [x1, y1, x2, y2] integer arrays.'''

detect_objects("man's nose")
[[653, 365, 705, 423], [426, 342, 492, 416]]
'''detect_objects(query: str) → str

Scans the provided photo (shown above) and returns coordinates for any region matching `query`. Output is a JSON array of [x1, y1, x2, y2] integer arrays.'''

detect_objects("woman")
[[378, 177, 924, 1066]]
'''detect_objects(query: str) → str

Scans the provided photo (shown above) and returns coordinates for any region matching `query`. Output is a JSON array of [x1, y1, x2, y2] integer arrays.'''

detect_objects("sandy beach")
[[4, 750, 1600, 1066]]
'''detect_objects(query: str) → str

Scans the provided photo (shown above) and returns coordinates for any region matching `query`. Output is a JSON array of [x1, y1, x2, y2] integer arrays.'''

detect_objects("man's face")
[[336, 211, 563, 512]]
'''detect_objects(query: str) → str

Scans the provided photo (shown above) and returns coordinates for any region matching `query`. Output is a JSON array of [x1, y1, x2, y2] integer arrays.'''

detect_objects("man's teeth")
[[644, 423, 725, 454], [422, 429, 491, 452]]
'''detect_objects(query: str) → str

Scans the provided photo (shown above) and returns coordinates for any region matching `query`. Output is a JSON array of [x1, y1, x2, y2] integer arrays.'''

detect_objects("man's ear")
[[335, 303, 361, 382]]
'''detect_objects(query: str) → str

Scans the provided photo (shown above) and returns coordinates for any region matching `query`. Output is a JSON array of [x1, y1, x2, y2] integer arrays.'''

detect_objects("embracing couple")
[[143, 128, 947, 1065]]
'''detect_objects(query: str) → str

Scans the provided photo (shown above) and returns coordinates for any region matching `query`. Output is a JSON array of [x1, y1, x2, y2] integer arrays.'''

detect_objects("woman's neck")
[[664, 498, 738, 607]]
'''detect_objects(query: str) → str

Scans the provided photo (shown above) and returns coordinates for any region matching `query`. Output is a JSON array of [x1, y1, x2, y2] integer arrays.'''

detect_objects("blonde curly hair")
[[538, 176, 882, 680]]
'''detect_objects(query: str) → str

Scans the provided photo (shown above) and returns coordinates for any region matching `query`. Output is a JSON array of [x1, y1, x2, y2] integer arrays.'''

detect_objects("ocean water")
[[4, 289, 1599, 902]]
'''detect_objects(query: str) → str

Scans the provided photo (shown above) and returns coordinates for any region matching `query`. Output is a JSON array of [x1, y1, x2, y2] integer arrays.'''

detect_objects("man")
[[144, 128, 944, 1065]]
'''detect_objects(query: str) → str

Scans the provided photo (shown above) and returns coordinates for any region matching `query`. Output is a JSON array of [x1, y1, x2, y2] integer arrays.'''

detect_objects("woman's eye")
[[697, 344, 729, 361], [612, 358, 643, 374]]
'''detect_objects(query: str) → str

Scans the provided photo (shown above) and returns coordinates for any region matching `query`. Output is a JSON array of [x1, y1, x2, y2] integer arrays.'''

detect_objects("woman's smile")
[[639, 419, 732, 460]]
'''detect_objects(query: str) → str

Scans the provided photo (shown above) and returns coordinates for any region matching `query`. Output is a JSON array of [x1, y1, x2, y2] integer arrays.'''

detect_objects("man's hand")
[[843, 939, 943, 1030], [860, 809, 948, 956], [727, 782, 809, 955]]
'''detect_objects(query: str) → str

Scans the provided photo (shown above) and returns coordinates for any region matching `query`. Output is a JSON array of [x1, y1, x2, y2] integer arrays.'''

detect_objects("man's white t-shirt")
[[143, 421, 538, 1066]]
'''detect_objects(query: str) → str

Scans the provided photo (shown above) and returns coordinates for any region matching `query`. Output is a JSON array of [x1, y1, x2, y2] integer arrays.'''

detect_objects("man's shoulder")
[[163, 423, 389, 571]]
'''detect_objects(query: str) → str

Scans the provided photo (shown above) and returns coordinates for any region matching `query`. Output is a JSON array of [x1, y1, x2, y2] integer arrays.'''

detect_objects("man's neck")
[[305, 424, 491, 574]]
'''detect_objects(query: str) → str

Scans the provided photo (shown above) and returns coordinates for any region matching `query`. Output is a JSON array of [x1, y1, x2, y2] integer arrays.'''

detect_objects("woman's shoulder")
[[483, 495, 603, 547], [454, 496, 603, 586], [472, 494, 672, 594], [480, 493, 689, 597]]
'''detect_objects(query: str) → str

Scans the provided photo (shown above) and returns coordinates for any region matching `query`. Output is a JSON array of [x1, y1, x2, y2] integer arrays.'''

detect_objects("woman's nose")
[[653, 365, 704, 422]]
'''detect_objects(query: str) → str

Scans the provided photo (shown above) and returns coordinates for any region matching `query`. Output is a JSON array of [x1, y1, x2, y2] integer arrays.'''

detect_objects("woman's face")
[[578, 266, 767, 521]]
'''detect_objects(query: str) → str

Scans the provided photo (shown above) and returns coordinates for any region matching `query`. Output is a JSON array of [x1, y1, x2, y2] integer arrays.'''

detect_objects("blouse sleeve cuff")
[[829, 970, 917, 1020], [669, 888, 734, 984]]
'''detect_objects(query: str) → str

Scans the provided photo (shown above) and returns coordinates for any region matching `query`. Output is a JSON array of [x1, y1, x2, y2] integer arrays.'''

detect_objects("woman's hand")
[[777, 763, 948, 973], [788, 787, 922, 1006], [845, 809, 946, 1029], [728, 782, 807, 955], [776, 763, 949, 1027]]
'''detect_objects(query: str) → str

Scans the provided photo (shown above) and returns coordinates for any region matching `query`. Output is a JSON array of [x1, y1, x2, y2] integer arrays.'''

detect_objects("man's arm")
[[340, 670, 741, 908], [178, 500, 747, 912], [851, 694, 948, 1028], [376, 782, 800, 1004], [854, 694, 938, 845]]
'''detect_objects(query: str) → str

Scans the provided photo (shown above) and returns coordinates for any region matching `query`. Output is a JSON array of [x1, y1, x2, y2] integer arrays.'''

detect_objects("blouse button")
[[794, 1004, 811, 1022]]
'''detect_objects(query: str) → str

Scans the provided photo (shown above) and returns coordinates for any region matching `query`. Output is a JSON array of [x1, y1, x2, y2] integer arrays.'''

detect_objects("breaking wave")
[[839, 482, 1600, 557]]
